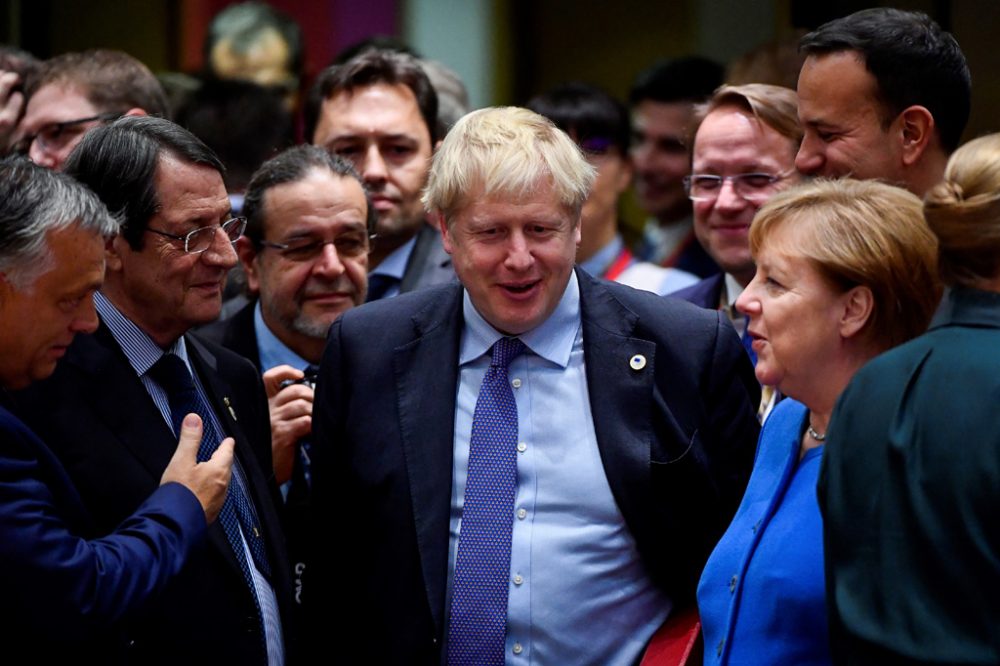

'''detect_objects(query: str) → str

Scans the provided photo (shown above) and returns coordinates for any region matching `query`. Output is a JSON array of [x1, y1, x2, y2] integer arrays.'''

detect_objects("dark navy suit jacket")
[[310, 268, 760, 664], [668, 273, 725, 310], [13, 324, 295, 665], [0, 396, 205, 663]]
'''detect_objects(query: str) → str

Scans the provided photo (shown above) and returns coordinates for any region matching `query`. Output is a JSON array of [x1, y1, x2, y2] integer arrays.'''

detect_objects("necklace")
[[807, 424, 826, 441]]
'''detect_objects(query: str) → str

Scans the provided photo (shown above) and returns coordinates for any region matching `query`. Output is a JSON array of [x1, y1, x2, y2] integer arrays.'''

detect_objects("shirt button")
[[517, 442, 527, 453], [517, 508, 527, 520], [513, 574, 523, 585], [511, 378, 522, 388], [729, 575, 738, 593], [513, 642, 523, 655]]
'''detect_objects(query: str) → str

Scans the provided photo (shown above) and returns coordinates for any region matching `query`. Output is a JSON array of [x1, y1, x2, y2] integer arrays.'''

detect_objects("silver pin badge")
[[629, 354, 647, 371], [224, 396, 238, 421]]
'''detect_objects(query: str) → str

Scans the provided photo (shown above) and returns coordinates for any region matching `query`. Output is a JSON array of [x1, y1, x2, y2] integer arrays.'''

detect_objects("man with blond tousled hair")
[[310, 106, 760, 664]]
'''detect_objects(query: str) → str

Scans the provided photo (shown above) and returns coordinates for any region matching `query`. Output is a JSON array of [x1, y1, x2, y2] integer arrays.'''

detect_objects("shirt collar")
[[723, 273, 745, 310], [369, 235, 417, 280], [460, 270, 581, 368], [579, 235, 623, 278], [94, 290, 188, 376], [254, 301, 311, 371]]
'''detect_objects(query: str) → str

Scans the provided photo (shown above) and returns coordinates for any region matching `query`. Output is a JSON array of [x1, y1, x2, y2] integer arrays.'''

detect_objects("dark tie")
[[286, 364, 319, 503], [740, 315, 758, 366], [447, 337, 525, 666], [149, 353, 272, 583], [365, 273, 399, 302]]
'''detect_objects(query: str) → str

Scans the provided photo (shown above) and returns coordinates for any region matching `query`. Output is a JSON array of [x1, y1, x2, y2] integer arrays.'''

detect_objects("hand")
[[160, 413, 234, 524], [263, 365, 314, 485], [0, 71, 24, 154]]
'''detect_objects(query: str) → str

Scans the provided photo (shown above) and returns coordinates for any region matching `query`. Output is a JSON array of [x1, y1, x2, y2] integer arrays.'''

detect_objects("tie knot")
[[149, 353, 195, 394], [490, 337, 525, 369]]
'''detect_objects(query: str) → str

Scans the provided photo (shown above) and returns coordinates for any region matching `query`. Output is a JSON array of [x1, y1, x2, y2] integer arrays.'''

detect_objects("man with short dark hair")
[[307, 49, 453, 300], [14, 116, 294, 665], [629, 56, 723, 277], [16, 49, 168, 170], [796, 7, 970, 196], [0, 156, 234, 664]]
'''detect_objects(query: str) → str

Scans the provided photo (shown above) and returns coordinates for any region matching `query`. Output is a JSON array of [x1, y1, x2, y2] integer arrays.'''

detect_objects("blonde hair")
[[924, 133, 1000, 286], [750, 179, 941, 350], [691, 83, 802, 150], [422, 106, 595, 222]]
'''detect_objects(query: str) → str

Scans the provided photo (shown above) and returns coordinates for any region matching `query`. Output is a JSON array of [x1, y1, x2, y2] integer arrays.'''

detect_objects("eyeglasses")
[[15, 111, 124, 155], [684, 171, 794, 204], [258, 233, 371, 262], [143, 217, 247, 254]]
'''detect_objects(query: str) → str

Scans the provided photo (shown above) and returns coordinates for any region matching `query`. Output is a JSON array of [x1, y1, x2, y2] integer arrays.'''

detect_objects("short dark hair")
[[243, 145, 376, 243], [628, 56, 724, 107], [800, 8, 970, 153], [26, 49, 169, 119], [527, 82, 630, 155], [63, 116, 224, 250], [204, 1, 303, 80], [304, 49, 438, 145]]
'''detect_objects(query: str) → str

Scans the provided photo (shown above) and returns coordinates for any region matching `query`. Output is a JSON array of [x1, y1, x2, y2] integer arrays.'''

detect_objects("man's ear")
[[839, 285, 874, 339], [898, 105, 935, 167], [105, 234, 124, 273], [436, 212, 454, 255], [123, 107, 147, 118], [235, 236, 261, 295]]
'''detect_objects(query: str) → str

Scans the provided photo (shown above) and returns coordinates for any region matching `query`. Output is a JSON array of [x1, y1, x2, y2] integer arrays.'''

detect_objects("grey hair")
[[0, 157, 118, 289]]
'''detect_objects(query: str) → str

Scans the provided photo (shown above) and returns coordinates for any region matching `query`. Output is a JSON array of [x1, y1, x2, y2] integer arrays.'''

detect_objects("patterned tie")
[[149, 353, 272, 583], [447, 337, 526, 666], [287, 364, 319, 502]]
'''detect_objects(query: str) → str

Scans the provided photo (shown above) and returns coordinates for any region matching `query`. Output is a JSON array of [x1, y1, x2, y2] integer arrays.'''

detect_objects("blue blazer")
[[309, 268, 761, 664], [0, 398, 205, 663], [12, 324, 296, 665]]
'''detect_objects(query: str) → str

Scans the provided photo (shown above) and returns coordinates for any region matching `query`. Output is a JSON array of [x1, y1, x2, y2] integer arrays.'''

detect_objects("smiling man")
[[13, 117, 294, 665], [671, 85, 801, 387], [310, 106, 760, 664], [307, 49, 454, 301], [795, 8, 970, 196]]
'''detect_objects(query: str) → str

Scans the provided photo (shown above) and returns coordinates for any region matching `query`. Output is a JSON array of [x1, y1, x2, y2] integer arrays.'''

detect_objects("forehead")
[[22, 83, 98, 129], [262, 170, 368, 234], [631, 100, 694, 136], [153, 154, 229, 224], [694, 106, 796, 167], [456, 181, 573, 226], [798, 51, 883, 123], [315, 82, 431, 145]]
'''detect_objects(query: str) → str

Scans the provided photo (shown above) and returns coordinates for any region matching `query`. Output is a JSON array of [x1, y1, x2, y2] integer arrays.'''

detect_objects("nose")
[[503, 230, 534, 272], [714, 177, 747, 212], [795, 133, 824, 175], [72, 296, 100, 335], [735, 275, 761, 317], [202, 227, 239, 268], [29, 139, 57, 170], [361, 144, 388, 184], [312, 242, 346, 278]]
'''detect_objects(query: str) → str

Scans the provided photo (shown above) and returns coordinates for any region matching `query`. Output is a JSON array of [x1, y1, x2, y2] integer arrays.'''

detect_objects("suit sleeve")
[[702, 312, 761, 521], [0, 424, 206, 641]]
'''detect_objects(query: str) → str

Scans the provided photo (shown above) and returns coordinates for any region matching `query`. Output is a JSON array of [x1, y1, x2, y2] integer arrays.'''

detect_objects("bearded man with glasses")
[[13, 116, 295, 665]]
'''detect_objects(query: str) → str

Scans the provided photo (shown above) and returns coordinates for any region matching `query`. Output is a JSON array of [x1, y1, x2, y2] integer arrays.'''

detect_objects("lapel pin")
[[223, 396, 238, 421], [629, 354, 647, 371]]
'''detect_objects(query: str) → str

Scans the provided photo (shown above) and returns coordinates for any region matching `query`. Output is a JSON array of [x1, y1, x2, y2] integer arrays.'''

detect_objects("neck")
[[905, 150, 948, 197]]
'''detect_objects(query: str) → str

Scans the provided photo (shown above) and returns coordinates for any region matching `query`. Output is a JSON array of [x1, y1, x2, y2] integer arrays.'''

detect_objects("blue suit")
[[309, 268, 760, 664], [0, 396, 205, 663]]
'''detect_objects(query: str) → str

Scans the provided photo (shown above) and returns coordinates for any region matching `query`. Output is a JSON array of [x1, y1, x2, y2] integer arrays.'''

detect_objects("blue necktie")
[[149, 354, 272, 584], [448, 337, 525, 666], [740, 315, 757, 365]]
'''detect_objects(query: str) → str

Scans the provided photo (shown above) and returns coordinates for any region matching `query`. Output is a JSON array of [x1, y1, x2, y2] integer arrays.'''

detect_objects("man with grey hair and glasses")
[[0, 157, 234, 662], [310, 106, 759, 664], [14, 116, 295, 665]]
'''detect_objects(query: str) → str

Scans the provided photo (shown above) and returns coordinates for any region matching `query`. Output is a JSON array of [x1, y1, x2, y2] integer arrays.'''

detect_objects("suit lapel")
[[392, 285, 463, 631], [577, 271, 657, 544]]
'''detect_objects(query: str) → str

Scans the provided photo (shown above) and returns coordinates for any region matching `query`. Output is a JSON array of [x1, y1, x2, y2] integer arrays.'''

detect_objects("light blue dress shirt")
[[368, 235, 417, 300], [94, 292, 285, 666], [446, 272, 671, 665], [254, 302, 310, 373]]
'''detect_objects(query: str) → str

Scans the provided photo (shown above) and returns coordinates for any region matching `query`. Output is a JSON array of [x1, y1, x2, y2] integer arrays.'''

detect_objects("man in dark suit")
[[307, 48, 454, 301], [13, 117, 294, 665], [311, 107, 759, 664], [0, 157, 235, 662]]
